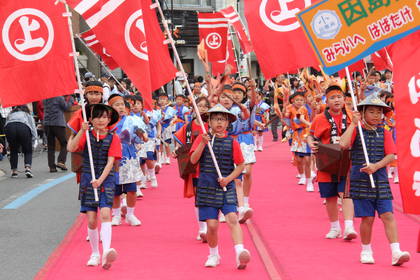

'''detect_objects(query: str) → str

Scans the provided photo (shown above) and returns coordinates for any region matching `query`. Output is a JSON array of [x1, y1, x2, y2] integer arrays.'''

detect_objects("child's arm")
[[190, 134, 210, 164], [218, 163, 245, 188], [299, 114, 311, 127], [67, 122, 88, 152], [360, 154, 395, 175], [339, 111, 361, 149], [91, 156, 115, 188]]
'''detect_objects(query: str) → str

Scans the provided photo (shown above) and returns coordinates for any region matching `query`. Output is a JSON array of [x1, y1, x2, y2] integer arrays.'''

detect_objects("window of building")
[[172, 0, 212, 8]]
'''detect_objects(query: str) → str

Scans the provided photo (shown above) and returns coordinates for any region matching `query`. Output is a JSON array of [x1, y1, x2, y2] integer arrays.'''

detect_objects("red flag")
[[338, 59, 366, 78], [244, 0, 318, 78], [80, 30, 118, 70], [390, 31, 420, 214], [67, 0, 177, 109], [198, 12, 228, 62], [0, 1, 77, 107], [371, 48, 392, 71], [212, 36, 238, 76], [219, 6, 253, 54]]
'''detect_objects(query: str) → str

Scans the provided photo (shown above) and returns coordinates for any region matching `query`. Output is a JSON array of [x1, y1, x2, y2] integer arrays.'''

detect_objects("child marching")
[[190, 104, 251, 269], [339, 95, 410, 266], [67, 104, 121, 269]]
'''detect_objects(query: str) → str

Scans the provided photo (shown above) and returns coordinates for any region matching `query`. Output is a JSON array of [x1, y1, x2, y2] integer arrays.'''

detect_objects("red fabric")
[[76, 131, 122, 160], [67, 0, 177, 110], [212, 36, 238, 76], [389, 30, 420, 214], [67, 109, 83, 133], [244, 0, 319, 78], [80, 30, 118, 70], [338, 59, 365, 78], [190, 134, 244, 165], [371, 48, 392, 70], [219, 6, 253, 54], [0, 1, 77, 107], [198, 12, 228, 62]]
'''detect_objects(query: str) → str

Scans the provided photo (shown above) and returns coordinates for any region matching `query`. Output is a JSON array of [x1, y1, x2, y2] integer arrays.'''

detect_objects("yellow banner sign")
[[297, 0, 420, 74]]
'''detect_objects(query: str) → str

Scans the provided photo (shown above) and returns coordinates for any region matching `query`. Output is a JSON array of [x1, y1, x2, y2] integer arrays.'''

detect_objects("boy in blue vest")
[[340, 95, 410, 266], [190, 104, 251, 269]]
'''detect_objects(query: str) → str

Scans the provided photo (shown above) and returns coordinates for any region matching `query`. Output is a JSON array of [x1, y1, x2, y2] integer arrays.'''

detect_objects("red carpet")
[[36, 137, 419, 280], [251, 138, 420, 280]]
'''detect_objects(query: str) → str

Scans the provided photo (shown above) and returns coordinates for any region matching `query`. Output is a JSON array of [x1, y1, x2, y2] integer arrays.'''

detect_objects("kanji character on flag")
[[0, 0, 77, 107], [80, 30, 119, 70], [198, 12, 229, 62], [67, 0, 177, 109], [219, 6, 253, 54], [245, 0, 319, 79]]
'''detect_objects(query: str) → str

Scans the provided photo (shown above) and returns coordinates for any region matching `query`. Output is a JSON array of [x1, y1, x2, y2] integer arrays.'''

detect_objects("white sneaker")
[[151, 177, 158, 188], [343, 227, 358, 241], [86, 254, 100, 266], [126, 214, 142, 226], [111, 215, 121, 226], [102, 248, 117, 270], [258, 146, 263, 151], [136, 188, 144, 197], [139, 181, 147, 189], [392, 251, 410, 266], [236, 249, 251, 270], [165, 157, 171, 165], [360, 251, 375, 264], [298, 177, 306, 185], [311, 171, 317, 179], [219, 213, 226, 223], [204, 254, 220, 267], [296, 174, 301, 178], [306, 181, 314, 192], [325, 228, 341, 239], [393, 176, 399, 184], [146, 174, 151, 182], [238, 207, 253, 224]]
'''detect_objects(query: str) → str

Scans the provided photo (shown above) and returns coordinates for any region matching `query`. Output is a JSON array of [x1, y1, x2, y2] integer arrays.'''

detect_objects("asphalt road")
[[0, 151, 78, 280]]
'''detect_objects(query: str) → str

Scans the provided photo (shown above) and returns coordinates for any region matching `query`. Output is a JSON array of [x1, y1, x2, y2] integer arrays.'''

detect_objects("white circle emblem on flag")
[[259, 0, 312, 32], [205, 32, 222, 49], [2, 8, 54, 61], [125, 10, 148, 61]]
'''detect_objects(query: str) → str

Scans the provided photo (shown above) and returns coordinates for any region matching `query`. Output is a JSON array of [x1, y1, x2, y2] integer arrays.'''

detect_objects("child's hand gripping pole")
[[153, 0, 226, 191], [64, 2, 99, 201], [345, 67, 376, 188]]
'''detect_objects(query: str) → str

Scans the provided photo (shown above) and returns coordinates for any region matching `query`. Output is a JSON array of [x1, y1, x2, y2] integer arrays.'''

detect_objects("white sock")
[[88, 227, 100, 255], [127, 207, 135, 217], [209, 246, 219, 256], [344, 220, 354, 229], [299, 174, 304, 178], [234, 244, 244, 255], [148, 168, 156, 179], [199, 222, 207, 233], [330, 220, 341, 230], [100, 222, 112, 252], [362, 244, 372, 252], [390, 242, 401, 253], [112, 208, 121, 217], [243, 197, 249, 208], [121, 197, 127, 207]]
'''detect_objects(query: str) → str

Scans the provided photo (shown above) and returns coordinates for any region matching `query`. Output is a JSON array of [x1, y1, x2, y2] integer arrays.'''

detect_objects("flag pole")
[[153, 1, 226, 191], [75, 35, 127, 92], [62, 3, 99, 201], [345, 66, 376, 188]]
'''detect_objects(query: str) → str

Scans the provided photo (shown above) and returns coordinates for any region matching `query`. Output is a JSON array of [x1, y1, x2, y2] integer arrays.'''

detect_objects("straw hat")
[[201, 103, 237, 123], [357, 94, 391, 114]]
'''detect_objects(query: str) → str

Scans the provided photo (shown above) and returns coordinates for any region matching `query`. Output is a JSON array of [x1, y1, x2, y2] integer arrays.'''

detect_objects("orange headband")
[[108, 96, 124, 106], [326, 89, 344, 98], [232, 84, 247, 94], [85, 86, 103, 94]]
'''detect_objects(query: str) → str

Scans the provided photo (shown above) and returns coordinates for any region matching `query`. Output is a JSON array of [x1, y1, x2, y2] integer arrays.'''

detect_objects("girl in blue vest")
[[173, 95, 190, 132], [190, 104, 251, 269], [67, 104, 121, 269], [158, 93, 176, 165], [340, 95, 410, 266]]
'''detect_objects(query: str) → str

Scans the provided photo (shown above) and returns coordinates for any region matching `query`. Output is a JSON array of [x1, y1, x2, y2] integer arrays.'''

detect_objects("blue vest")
[[195, 136, 238, 208], [350, 127, 393, 200], [80, 132, 115, 207]]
